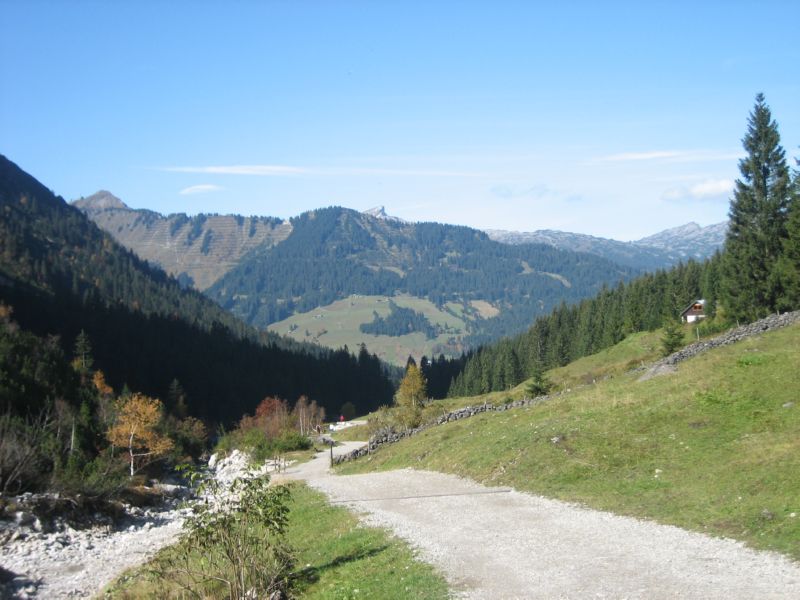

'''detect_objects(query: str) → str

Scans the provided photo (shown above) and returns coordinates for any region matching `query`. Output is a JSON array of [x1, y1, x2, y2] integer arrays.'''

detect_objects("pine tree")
[[721, 94, 792, 321], [72, 329, 93, 375], [168, 378, 188, 418], [526, 360, 551, 397], [660, 319, 685, 357], [774, 151, 800, 311]]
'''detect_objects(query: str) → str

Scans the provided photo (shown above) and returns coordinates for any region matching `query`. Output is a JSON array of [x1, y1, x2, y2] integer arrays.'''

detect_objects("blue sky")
[[2, 1, 798, 240]]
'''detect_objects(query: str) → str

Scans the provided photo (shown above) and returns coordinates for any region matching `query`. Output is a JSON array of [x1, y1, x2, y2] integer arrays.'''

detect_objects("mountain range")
[[485, 221, 726, 271], [0, 155, 394, 421], [73, 195, 725, 365]]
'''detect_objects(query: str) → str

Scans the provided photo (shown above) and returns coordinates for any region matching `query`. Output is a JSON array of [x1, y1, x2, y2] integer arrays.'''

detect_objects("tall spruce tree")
[[773, 151, 800, 311], [721, 94, 792, 321]]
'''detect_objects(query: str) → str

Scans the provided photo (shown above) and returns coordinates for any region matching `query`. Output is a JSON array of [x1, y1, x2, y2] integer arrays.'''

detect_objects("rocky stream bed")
[[0, 450, 269, 599]]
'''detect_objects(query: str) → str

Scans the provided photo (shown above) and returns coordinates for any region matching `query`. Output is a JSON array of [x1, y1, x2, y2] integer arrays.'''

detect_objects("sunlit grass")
[[104, 483, 448, 599]]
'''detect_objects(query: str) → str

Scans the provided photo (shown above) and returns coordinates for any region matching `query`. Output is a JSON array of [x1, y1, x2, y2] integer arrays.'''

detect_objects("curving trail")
[[288, 444, 800, 600]]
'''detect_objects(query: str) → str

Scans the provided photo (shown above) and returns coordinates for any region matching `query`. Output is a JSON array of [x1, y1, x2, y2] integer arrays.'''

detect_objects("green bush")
[[695, 316, 731, 338], [51, 447, 128, 497], [152, 470, 293, 599], [214, 428, 311, 464]]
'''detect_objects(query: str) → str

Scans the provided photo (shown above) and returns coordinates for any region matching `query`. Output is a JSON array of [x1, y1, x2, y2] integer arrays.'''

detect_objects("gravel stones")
[[0, 450, 267, 598], [300, 467, 800, 599]]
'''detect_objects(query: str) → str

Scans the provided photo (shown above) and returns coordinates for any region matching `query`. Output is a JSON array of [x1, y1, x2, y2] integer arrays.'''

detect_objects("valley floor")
[[289, 447, 800, 599]]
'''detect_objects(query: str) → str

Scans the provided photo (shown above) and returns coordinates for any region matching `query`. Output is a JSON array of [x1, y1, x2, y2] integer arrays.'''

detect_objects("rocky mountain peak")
[[363, 206, 405, 223], [72, 190, 128, 211], [636, 221, 727, 251]]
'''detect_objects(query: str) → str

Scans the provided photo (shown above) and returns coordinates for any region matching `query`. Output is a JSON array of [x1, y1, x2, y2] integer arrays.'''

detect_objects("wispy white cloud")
[[491, 184, 551, 199], [600, 150, 684, 162], [167, 165, 305, 176], [595, 150, 743, 164], [179, 184, 224, 195], [688, 178, 734, 198], [662, 178, 734, 202], [161, 164, 482, 177], [490, 183, 584, 203]]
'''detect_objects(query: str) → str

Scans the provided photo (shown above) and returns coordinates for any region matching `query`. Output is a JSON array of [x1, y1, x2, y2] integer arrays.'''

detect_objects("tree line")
[[360, 300, 440, 339]]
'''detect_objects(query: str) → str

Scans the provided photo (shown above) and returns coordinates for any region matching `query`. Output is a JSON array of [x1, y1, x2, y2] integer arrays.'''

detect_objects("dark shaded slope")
[[0, 156, 393, 422]]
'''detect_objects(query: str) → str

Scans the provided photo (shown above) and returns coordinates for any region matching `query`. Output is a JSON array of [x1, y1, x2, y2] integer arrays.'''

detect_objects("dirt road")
[[288, 446, 800, 599]]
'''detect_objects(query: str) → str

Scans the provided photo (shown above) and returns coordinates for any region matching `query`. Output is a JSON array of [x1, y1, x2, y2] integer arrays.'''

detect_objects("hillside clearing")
[[267, 294, 470, 365]]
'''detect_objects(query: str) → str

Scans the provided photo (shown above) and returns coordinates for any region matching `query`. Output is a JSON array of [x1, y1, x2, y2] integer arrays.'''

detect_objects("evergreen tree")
[[774, 151, 800, 311], [722, 94, 792, 321], [526, 361, 551, 397], [168, 378, 188, 418], [72, 330, 93, 376], [660, 319, 685, 357]]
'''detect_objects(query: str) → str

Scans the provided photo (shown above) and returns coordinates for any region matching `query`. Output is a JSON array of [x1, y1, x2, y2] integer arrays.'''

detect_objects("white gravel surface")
[[1, 450, 273, 598], [289, 447, 800, 599]]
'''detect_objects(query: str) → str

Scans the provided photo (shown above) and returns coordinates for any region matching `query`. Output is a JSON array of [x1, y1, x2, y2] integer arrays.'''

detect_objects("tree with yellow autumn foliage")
[[107, 393, 173, 477], [394, 363, 427, 429]]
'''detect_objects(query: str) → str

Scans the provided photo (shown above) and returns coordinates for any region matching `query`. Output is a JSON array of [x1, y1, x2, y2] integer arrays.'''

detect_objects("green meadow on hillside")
[[267, 294, 471, 366], [340, 323, 800, 559]]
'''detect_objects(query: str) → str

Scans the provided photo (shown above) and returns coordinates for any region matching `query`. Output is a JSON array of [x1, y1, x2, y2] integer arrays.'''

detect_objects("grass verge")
[[339, 323, 800, 560], [103, 482, 448, 599]]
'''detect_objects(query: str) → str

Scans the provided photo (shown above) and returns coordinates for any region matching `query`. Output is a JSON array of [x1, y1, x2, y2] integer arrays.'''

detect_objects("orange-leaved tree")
[[107, 393, 173, 477]]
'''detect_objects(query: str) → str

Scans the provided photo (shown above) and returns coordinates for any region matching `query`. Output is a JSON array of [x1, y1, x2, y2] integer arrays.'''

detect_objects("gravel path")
[[289, 448, 800, 599]]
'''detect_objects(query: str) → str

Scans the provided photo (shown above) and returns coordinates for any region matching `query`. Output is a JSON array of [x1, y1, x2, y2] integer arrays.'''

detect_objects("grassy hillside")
[[268, 294, 471, 365], [340, 323, 800, 559]]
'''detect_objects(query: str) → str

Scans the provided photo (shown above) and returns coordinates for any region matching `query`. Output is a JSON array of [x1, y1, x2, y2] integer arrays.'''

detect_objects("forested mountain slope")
[[447, 257, 724, 396], [209, 206, 635, 346], [0, 155, 393, 422]]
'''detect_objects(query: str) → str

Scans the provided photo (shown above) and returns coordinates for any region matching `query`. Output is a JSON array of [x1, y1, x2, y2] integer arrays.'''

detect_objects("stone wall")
[[647, 310, 800, 371], [332, 394, 558, 464]]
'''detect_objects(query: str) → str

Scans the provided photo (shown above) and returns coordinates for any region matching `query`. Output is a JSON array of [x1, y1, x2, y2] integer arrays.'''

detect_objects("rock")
[[783, 402, 795, 408], [155, 483, 191, 499], [15, 511, 34, 526], [208, 453, 218, 469]]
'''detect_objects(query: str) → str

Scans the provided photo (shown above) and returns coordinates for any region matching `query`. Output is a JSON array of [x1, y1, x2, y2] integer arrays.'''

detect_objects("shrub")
[[152, 470, 293, 599], [0, 411, 57, 493], [51, 447, 128, 497], [215, 428, 311, 465]]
